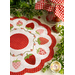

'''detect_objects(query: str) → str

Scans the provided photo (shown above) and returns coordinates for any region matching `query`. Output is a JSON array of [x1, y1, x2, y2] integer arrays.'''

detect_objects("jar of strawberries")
[[46, 12, 61, 22]]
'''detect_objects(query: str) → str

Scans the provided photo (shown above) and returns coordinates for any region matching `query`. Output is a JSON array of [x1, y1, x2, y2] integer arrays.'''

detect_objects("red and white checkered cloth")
[[35, 0, 64, 22]]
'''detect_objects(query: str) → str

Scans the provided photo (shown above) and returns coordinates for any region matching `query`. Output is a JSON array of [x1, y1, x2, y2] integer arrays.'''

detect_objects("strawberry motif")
[[12, 59, 21, 69], [36, 29, 44, 35], [24, 53, 36, 65], [10, 24, 13, 30], [16, 20, 23, 26], [36, 37, 49, 45], [37, 48, 46, 55], [25, 23, 34, 30]]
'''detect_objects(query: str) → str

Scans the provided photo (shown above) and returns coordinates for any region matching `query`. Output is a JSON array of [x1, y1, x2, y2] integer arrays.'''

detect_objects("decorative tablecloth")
[[10, 17, 56, 75], [35, 0, 64, 22]]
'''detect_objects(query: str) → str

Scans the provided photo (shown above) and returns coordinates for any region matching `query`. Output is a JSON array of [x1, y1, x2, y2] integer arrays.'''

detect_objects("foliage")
[[10, 0, 43, 19], [42, 25, 64, 74]]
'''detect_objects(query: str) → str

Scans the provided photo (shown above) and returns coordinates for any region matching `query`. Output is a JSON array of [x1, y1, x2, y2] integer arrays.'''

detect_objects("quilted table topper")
[[10, 17, 56, 75]]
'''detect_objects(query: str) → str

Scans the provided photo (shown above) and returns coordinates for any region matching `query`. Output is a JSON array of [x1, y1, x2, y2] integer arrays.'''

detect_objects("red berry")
[[24, 54, 36, 65], [14, 28, 17, 30], [38, 16, 41, 19], [34, 43, 36, 45], [12, 54, 15, 57], [20, 53, 23, 56], [31, 49, 33, 51], [29, 31, 31, 33], [52, 25, 59, 33], [34, 35, 36, 37], [53, 17, 61, 22], [21, 28, 23, 29]]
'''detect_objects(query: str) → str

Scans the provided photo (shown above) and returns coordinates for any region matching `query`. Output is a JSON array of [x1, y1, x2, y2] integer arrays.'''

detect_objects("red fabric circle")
[[10, 33, 29, 50]]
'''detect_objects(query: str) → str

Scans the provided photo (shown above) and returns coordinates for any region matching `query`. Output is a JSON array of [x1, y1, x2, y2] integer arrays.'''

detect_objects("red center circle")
[[10, 33, 29, 50]]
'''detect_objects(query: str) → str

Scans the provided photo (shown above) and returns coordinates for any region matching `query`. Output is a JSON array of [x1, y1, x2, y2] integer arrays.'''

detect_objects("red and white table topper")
[[10, 17, 56, 75], [35, 0, 64, 22]]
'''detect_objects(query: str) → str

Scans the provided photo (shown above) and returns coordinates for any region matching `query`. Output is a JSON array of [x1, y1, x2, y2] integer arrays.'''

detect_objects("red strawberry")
[[52, 25, 59, 33], [10, 24, 13, 30], [37, 48, 46, 55], [53, 17, 61, 22], [25, 23, 34, 30], [24, 54, 36, 65], [36, 29, 44, 35], [12, 59, 21, 69], [37, 37, 49, 45], [17, 20, 23, 26]]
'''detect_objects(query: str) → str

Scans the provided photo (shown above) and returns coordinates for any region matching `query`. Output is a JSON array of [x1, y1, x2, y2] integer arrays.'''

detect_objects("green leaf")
[[10, 26, 13, 30], [37, 38, 41, 45], [24, 54, 33, 59], [42, 68, 46, 73], [17, 24, 22, 26], [37, 48, 40, 53], [29, 54, 33, 56], [59, 69, 64, 74], [25, 27, 33, 30], [36, 31, 40, 35], [10, 0, 43, 19], [29, 0, 32, 5], [13, 59, 20, 63]]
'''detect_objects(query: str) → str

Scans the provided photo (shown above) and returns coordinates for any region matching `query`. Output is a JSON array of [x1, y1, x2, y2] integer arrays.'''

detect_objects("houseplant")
[[10, 0, 43, 19]]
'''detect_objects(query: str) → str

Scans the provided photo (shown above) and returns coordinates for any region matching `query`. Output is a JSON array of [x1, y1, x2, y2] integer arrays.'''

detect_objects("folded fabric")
[[35, 0, 64, 22]]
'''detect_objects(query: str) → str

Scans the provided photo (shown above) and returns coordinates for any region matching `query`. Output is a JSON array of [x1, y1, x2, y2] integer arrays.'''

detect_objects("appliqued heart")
[[25, 23, 34, 30]]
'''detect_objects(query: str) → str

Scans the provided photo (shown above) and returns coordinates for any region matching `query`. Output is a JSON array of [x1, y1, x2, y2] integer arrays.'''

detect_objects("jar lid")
[[50, 61, 61, 72]]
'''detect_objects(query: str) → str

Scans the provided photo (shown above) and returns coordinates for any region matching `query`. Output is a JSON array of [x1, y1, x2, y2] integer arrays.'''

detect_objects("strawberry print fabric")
[[10, 17, 56, 75], [35, 0, 64, 21]]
